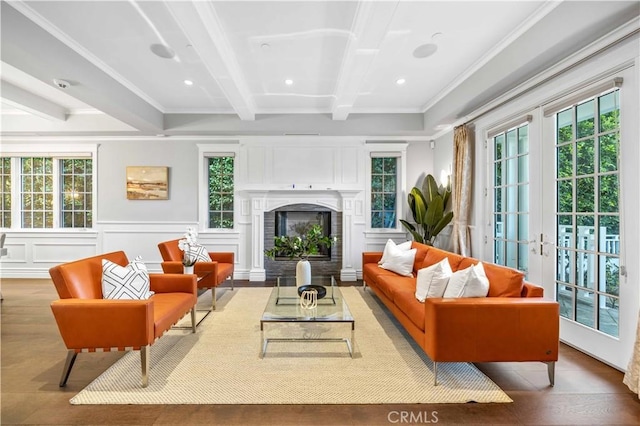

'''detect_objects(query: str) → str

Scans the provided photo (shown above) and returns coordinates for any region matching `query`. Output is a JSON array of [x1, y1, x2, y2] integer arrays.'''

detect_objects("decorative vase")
[[183, 265, 194, 274], [296, 259, 311, 287]]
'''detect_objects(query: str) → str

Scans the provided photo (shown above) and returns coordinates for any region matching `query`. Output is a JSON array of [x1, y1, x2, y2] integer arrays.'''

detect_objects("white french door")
[[538, 75, 639, 370]]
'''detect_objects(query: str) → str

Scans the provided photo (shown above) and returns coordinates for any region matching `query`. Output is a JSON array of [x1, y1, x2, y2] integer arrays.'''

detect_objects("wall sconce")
[[440, 164, 452, 190]]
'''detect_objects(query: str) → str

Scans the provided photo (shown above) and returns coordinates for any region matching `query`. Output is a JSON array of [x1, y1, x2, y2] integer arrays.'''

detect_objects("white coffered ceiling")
[[1, 0, 638, 137]]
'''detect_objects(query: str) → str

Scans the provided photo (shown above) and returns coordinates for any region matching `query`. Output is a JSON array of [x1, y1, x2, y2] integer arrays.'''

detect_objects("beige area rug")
[[70, 287, 512, 404]]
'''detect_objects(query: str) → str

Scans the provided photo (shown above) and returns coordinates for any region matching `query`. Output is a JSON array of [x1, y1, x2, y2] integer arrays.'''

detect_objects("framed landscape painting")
[[126, 166, 169, 200]]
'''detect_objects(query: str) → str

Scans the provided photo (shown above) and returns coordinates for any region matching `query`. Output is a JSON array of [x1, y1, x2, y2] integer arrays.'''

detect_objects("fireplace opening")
[[274, 211, 331, 259]]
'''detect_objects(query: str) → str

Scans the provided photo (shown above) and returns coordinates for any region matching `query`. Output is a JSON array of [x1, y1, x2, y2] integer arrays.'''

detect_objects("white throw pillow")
[[379, 239, 412, 265], [102, 256, 154, 300], [443, 262, 490, 298], [415, 258, 453, 302], [379, 245, 417, 277], [186, 244, 210, 263]]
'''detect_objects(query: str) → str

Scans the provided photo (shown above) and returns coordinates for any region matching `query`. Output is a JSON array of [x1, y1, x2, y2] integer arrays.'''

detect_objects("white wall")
[[0, 136, 433, 279]]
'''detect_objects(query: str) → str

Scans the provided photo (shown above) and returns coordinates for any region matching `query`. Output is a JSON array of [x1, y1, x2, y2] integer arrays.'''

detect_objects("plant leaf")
[[399, 219, 416, 232], [431, 211, 454, 237], [425, 195, 444, 226]]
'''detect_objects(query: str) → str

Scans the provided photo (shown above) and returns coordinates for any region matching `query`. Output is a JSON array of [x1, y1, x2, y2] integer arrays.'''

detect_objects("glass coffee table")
[[260, 276, 355, 358]]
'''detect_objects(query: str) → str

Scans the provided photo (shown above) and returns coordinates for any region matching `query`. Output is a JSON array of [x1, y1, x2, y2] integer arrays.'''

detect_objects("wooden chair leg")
[[59, 350, 77, 387], [191, 307, 197, 333], [212, 287, 216, 311]]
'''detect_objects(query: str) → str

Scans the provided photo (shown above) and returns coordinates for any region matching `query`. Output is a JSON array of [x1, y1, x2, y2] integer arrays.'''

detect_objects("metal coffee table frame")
[[260, 276, 355, 358]]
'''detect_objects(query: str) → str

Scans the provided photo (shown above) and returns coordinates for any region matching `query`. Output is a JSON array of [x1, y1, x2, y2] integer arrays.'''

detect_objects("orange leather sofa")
[[363, 242, 559, 386], [158, 239, 234, 310], [49, 251, 198, 388]]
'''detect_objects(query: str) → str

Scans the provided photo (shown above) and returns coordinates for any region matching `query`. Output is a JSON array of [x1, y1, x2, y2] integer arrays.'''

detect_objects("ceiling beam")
[[1, 80, 67, 121], [332, 1, 400, 121], [165, 1, 256, 120], [1, 2, 164, 134]]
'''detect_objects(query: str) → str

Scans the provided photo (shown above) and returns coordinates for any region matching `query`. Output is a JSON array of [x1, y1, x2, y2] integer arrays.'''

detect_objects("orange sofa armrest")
[[522, 281, 544, 297], [50, 299, 154, 349], [424, 298, 559, 363], [363, 252, 383, 265], [209, 252, 234, 264], [149, 273, 197, 295]]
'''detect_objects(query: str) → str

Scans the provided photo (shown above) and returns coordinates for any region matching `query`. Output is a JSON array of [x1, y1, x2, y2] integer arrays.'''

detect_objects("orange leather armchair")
[[158, 239, 234, 310], [49, 251, 197, 388]]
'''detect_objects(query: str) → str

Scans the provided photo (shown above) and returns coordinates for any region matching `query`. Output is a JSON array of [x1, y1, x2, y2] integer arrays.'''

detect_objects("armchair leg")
[[190, 307, 197, 333], [433, 361, 438, 386], [230, 276, 234, 290], [546, 361, 555, 386], [59, 350, 78, 387], [212, 287, 216, 311], [141, 345, 149, 388]]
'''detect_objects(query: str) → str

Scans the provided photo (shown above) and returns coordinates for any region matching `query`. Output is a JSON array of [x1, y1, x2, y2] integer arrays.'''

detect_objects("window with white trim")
[[0, 152, 94, 229], [207, 155, 234, 229], [371, 156, 398, 228]]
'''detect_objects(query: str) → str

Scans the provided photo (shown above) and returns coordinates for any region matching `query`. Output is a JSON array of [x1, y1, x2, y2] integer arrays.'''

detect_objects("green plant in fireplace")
[[264, 224, 335, 260]]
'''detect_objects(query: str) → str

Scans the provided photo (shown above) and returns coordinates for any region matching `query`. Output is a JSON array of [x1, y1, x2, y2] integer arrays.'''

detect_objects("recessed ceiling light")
[[396, 78, 406, 85], [285, 79, 293, 86], [261, 43, 271, 50], [184, 80, 194, 86], [150, 43, 175, 59], [413, 43, 438, 59]]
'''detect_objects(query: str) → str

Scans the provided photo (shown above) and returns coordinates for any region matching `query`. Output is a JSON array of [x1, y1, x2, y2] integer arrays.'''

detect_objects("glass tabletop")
[[262, 276, 353, 322]]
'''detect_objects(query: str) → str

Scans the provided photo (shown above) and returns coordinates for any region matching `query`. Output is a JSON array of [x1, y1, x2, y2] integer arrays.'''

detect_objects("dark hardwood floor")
[[2, 278, 639, 425]]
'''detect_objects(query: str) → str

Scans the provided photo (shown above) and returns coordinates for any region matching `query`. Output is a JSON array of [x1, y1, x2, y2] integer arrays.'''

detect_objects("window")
[[60, 159, 93, 228], [554, 89, 620, 337], [0, 153, 94, 229], [0, 157, 11, 228], [20, 157, 53, 228], [371, 157, 398, 228], [492, 123, 529, 274], [208, 156, 234, 229]]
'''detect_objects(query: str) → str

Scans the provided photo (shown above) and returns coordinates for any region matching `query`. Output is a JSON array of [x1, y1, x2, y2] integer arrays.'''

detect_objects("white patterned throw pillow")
[[186, 244, 210, 263], [102, 256, 154, 300]]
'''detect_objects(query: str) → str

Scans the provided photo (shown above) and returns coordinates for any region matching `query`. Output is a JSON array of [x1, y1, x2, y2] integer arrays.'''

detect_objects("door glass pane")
[[599, 295, 619, 337], [576, 289, 595, 328], [599, 216, 619, 254], [558, 283, 574, 320]]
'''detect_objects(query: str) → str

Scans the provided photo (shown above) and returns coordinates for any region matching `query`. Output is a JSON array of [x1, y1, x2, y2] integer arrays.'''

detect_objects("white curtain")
[[452, 124, 472, 256], [623, 312, 640, 397]]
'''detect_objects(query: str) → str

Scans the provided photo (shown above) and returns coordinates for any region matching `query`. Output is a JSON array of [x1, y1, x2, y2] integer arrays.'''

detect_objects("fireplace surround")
[[264, 203, 342, 279]]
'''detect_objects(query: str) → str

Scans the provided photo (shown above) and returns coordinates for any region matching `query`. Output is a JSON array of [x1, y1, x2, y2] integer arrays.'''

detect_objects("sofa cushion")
[[379, 239, 412, 265], [422, 246, 464, 271], [443, 262, 489, 298], [415, 258, 452, 302], [101, 256, 153, 300], [377, 275, 416, 302], [411, 242, 431, 275], [363, 262, 401, 287], [379, 246, 417, 277], [458, 257, 524, 297], [393, 289, 425, 332]]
